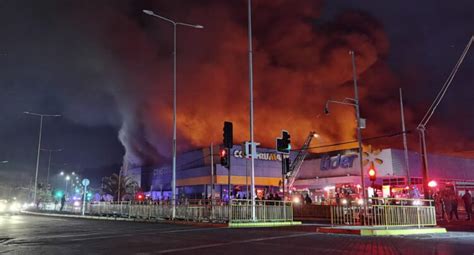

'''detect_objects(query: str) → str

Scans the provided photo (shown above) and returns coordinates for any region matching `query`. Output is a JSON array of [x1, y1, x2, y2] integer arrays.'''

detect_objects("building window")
[[382, 177, 406, 186]]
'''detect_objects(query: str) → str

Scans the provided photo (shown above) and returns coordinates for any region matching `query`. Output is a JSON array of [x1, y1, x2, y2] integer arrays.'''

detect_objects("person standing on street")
[[462, 190, 472, 221], [450, 194, 459, 221], [441, 193, 451, 222], [60, 194, 66, 212]]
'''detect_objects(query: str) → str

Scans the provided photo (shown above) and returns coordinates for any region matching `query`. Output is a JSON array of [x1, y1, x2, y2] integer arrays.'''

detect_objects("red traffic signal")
[[368, 163, 376, 182], [220, 148, 230, 169], [137, 194, 144, 201], [428, 180, 437, 188]]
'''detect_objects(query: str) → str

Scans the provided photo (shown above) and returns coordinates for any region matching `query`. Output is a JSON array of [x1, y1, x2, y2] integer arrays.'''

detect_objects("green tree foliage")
[[101, 173, 138, 201]]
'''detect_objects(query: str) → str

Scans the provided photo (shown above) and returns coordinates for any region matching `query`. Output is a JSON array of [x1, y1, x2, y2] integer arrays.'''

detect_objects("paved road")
[[1, 215, 474, 255]]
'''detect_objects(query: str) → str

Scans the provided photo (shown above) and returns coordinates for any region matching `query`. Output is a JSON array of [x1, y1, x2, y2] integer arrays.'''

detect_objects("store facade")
[[128, 145, 474, 201]]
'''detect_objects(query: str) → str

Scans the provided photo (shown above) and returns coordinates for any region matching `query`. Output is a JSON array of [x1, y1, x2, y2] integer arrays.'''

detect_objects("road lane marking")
[[157, 232, 316, 254], [66, 227, 226, 242], [4, 227, 225, 245]]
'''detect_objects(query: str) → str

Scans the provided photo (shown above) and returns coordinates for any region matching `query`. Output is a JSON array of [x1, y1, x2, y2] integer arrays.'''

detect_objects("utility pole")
[[228, 164, 231, 200], [417, 35, 473, 199], [247, 0, 256, 221], [324, 51, 368, 221], [350, 51, 367, 217], [210, 143, 214, 203], [399, 88, 411, 187]]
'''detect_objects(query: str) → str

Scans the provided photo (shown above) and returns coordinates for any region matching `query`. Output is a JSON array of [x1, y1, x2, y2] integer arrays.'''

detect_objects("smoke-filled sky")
[[0, 0, 473, 185]]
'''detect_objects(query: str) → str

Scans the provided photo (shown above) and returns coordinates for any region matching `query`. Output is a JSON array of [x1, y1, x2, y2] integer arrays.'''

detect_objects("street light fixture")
[[324, 51, 368, 220], [143, 9, 203, 220], [24, 111, 61, 204], [324, 102, 330, 115]]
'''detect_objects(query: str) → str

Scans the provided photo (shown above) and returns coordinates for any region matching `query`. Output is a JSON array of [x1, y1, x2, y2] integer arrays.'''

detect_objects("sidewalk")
[[437, 217, 474, 232]]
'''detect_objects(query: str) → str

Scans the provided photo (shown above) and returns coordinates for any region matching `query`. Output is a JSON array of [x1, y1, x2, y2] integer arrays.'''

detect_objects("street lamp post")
[[247, 0, 257, 222], [41, 148, 63, 187], [324, 51, 367, 218], [65, 175, 70, 195], [24, 112, 61, 204], [118, 167, 123, 202], [143, 9, 203, 220]]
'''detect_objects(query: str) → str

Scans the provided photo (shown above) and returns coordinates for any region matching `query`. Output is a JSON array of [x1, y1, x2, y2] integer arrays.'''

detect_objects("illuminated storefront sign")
[[320, 154, 358, 171], [233, 150, 282, 161]]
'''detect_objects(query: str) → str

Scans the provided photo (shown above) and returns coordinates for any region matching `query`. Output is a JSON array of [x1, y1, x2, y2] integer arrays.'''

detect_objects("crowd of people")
[[435, 189, 472, 222]]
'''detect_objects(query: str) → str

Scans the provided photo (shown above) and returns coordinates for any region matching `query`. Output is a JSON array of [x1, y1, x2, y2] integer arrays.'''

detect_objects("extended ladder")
[[286, 131, 317, 189]]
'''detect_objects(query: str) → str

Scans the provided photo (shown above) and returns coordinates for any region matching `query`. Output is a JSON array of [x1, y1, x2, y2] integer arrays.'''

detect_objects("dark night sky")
[[0, 0, 472, 188]]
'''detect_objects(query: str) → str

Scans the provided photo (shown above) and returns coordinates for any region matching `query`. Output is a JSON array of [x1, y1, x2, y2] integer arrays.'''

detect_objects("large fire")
[[80, 1, 470, 166], [155, 2, 390, 155]]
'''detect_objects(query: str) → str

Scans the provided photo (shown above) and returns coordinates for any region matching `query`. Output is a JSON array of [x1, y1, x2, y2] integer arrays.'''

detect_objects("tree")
[[101, 173, 138, 201]]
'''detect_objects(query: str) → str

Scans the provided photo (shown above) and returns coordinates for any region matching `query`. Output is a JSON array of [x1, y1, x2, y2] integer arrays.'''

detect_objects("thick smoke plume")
[[50, 0, 471, 167], [104, 0, 438, 166]]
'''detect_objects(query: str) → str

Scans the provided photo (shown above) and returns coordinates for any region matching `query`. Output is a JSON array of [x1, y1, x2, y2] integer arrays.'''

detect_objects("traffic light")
[[428, 180, 437, 188], [223, 121, 233, 148], [368, 163, 376, 182], [54, 190, 64, 199], [282, 157, 291, 175], [220, 148, 230, 169], [276, 130, 291, 154]]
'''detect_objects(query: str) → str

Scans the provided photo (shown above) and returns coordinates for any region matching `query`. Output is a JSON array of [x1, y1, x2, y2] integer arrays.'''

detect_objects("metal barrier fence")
[[330, 198, 437, 228], [229, 199, 293, 223], [55, 201, 225, 222], [38, 199, 294, 223], [293, 204, 331, 219]]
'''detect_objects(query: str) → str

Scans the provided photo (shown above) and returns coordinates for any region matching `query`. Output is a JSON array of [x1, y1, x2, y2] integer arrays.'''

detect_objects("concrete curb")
[[229, 221, 302, 228], [22, 210, 158, 222], [317, 226, 447, 236], [21, 210, 228, 228]]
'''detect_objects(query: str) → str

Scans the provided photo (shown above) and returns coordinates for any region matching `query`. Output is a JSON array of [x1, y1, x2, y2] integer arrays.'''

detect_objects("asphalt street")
[[1, 215, 474, 255]]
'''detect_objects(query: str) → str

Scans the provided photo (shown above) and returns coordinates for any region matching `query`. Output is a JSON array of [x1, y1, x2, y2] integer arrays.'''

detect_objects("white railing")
[[34, 199, 294, 223], [229, 199, 293, 223], [66, 201, 229, 222], [330, 198, 437, 228]]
